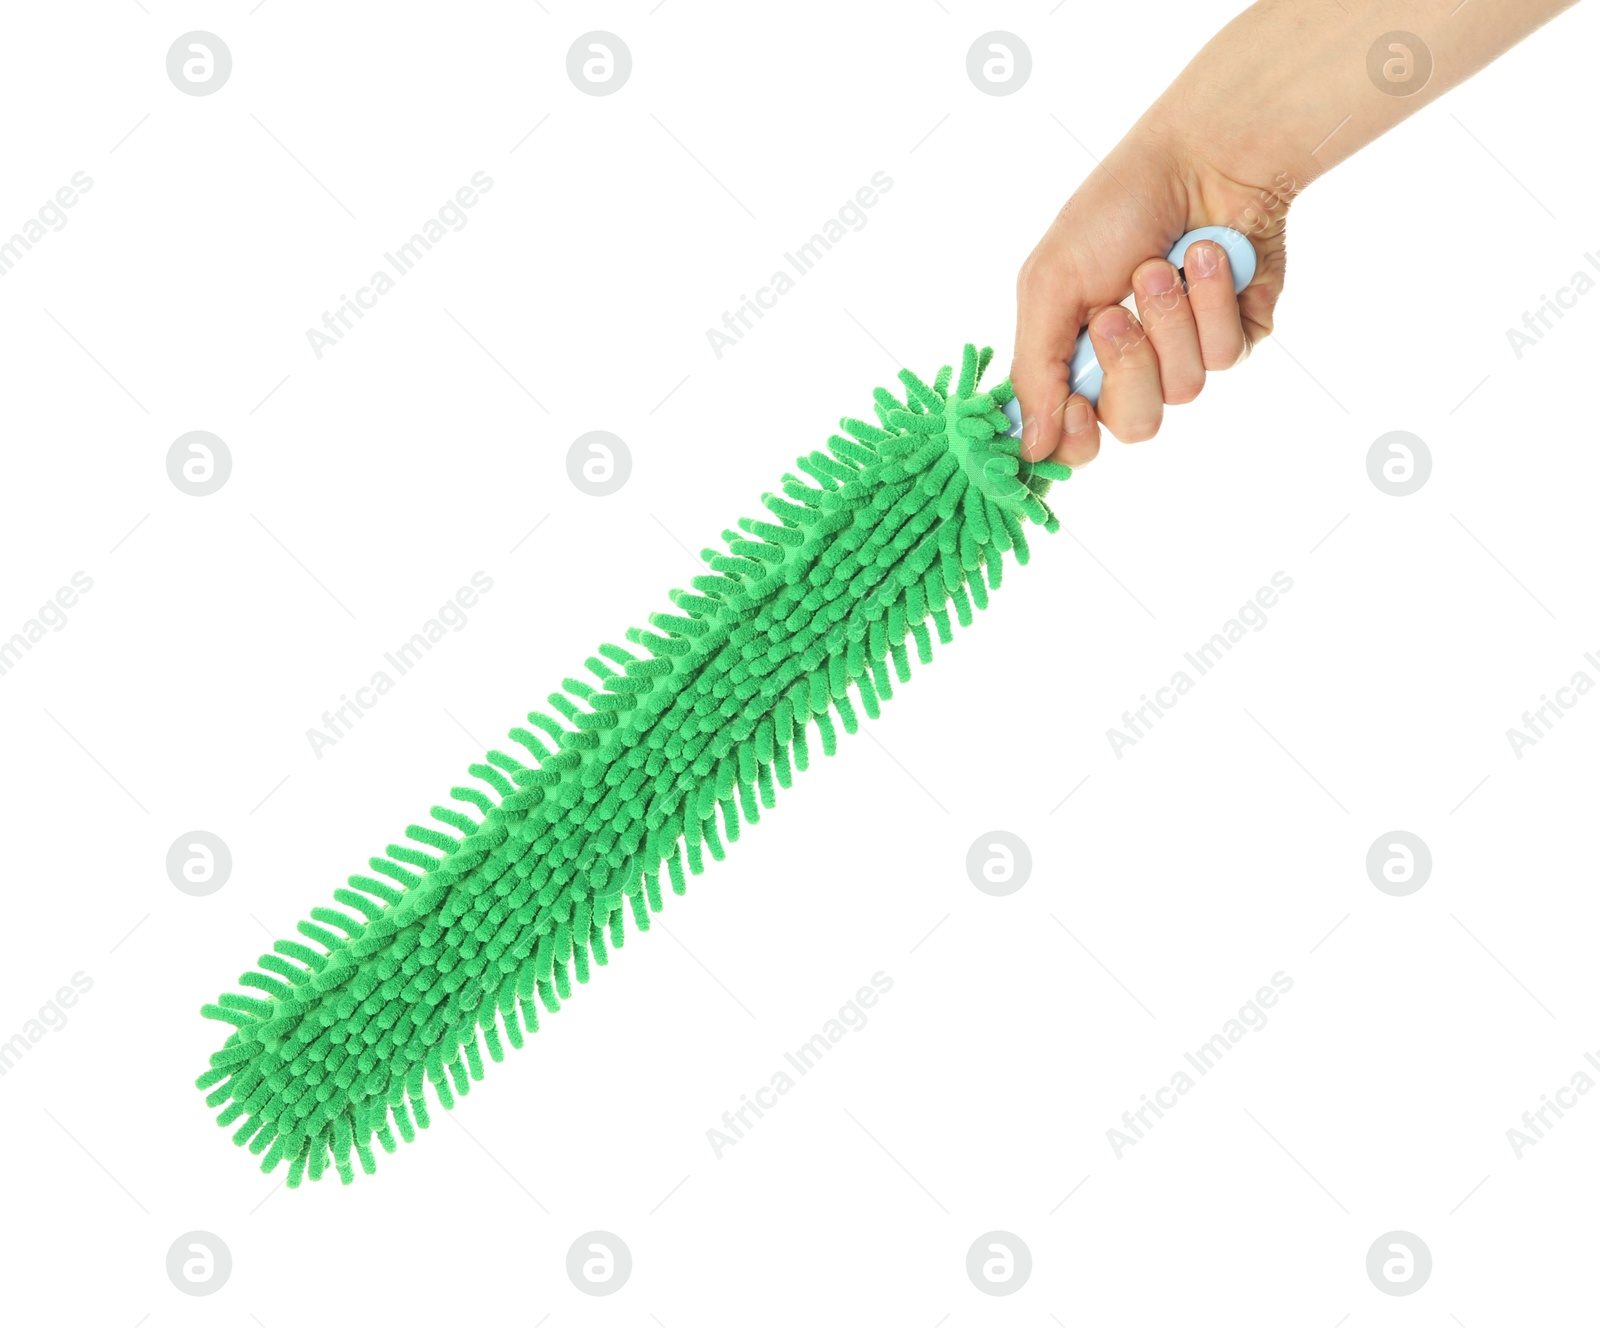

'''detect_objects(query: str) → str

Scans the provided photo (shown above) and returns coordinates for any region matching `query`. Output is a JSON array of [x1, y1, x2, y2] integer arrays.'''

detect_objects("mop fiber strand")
[[197, 344, 1066, 1185]]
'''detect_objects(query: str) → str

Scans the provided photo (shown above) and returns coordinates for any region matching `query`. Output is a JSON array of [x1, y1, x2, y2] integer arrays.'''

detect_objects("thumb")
[[1010, 261, 1087, 462]]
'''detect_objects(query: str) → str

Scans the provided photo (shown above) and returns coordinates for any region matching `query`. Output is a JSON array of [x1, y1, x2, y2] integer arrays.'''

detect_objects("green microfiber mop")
[[196, 225, 1256, 1186], [196, 343, 1064, 1185]]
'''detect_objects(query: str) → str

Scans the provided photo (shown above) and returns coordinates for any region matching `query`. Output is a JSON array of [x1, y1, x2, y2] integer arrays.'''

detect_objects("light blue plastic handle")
[[1002, 225, 1257, 437]]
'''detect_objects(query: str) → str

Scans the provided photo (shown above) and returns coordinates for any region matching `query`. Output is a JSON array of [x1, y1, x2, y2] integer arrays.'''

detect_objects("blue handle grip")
[[1003, 225, 1257, 436]]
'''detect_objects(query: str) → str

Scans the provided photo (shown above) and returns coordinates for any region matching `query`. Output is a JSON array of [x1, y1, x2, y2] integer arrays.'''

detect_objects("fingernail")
[[1065, 401, 1092, 434], [1095, 306, 1132, 340], [1139, 262, 1177, 296], [1094, 306, 1141, 355], [1189, 242, 1220, 278]]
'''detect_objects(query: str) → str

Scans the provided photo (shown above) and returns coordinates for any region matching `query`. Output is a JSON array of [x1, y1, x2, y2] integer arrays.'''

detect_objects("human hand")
[[1009, 0, 1579, 469], [1010, 134, 1290, 467]]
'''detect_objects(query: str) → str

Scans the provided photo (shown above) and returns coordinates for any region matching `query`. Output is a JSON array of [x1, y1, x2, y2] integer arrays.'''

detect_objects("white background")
[[0, 1, 1596, 1323]]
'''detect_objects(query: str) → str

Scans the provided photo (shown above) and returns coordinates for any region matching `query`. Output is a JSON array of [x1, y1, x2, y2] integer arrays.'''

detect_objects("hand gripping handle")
[[1003, 225, 1258, 436]]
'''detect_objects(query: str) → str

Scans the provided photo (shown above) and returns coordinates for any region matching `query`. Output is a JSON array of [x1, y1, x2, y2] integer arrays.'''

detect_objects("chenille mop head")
[[196, 228, 1256, 1186]]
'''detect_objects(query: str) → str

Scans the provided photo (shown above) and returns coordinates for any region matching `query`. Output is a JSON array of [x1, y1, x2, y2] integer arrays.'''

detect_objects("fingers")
[[1014, 236, 1255, 462], [1132, 259, 1205, 405], [1085, 244, 1250, 445], [1087, 306, 1163, 443], [1182, 240, 1247, 370], [1054, 393, 1101, 468]]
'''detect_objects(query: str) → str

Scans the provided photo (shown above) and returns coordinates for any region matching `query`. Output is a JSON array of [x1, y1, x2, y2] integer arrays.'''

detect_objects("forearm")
[[1145, 0, 1579, 192]]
